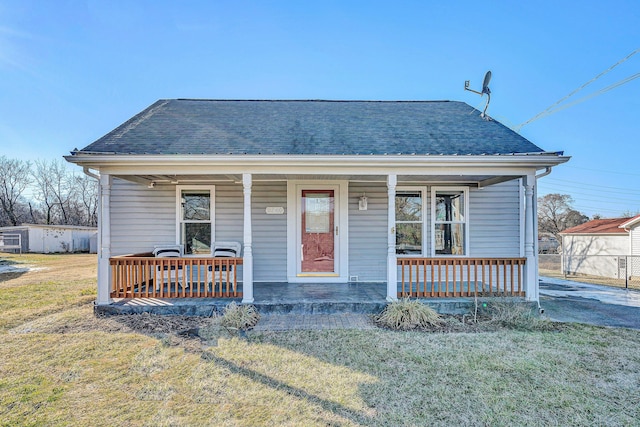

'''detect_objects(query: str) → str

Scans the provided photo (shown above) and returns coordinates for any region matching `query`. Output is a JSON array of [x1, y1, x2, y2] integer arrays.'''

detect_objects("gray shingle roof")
[[78, 99, 544, 156]]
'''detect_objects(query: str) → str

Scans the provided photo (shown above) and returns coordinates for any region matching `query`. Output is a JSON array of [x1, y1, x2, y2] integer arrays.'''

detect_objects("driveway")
[[539, 276, 640, 330]]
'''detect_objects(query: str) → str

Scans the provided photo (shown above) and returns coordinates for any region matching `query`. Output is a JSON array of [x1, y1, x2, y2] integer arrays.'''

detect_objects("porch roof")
[[72, 99, 548, 156]]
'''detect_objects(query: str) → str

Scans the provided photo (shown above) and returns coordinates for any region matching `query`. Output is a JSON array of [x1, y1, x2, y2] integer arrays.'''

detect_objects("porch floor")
[[98, 281, 517, 316]]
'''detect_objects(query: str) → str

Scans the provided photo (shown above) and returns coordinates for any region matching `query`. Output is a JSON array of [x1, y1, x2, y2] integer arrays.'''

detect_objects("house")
[[561, 215, 640, 279], [64, 99, 569, 307], [0, 224, 97, 254]]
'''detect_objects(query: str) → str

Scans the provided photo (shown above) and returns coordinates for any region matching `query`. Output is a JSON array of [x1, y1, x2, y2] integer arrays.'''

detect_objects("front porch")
[[102, 255, 527, 315], [96, 280, 528, 316]]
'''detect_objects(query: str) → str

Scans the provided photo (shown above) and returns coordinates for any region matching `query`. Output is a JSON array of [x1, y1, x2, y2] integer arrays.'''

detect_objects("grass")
[[1, 254, 640, 426]]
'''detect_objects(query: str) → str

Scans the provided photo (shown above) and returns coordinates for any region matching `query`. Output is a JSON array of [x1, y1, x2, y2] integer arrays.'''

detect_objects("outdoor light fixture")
[[359, 193, 368, 211], [148, 181, 156, 189]]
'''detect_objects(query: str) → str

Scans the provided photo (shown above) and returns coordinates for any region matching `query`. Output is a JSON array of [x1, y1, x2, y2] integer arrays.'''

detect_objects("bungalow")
[[64, 99, 569, 307]]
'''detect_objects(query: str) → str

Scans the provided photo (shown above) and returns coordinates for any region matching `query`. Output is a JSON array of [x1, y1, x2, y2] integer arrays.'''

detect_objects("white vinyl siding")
[[469, 180, 522, 257], [109, 177, 525, 282], [348, 183, 388, 282], [631, 227, 640, 256], [253, 182, 288, 281], [110, 179, 176, 255]]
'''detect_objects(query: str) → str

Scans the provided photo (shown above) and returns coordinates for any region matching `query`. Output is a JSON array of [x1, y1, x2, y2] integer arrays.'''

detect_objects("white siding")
[[253, 182, 288, 281], [562, 234, 629, 278], [348, 182, 388, 281], [110, 179, 176, 255], [109, 177, 525, 282], [469, 180, 521, 257], [631, 227, 640, 256]]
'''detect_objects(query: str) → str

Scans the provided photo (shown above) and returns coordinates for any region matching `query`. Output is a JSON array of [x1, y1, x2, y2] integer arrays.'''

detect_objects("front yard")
[[1, 254, 639, 426]]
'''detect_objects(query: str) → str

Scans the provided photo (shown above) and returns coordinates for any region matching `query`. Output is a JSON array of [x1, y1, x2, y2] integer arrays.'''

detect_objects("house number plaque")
[[265, 207, 285, 215]]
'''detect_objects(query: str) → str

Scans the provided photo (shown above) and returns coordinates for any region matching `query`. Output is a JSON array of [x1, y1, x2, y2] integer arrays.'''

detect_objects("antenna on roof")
[[464, 71, 492, 119]]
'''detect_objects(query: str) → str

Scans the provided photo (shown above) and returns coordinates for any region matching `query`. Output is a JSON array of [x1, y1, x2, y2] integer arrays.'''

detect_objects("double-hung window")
[[395, 189, 425, 255], [432, 187, 468, 255], [177, 186, 214, 255]]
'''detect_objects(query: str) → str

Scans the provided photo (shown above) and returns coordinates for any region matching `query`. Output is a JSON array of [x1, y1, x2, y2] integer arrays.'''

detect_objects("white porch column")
[[97, 173, 112, 305], [524, 174, 537, 301], [242, 173, 254, 303], [386, 174, 398, 301]]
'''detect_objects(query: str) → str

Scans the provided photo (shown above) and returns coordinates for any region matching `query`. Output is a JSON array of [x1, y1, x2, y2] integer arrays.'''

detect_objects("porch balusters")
[[397, 258, 526, 298]]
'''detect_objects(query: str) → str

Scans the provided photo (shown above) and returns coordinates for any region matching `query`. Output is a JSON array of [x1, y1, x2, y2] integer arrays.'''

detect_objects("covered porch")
[[93, 166, 542, 306], [97, 277, 529, 317], [109, 254, 526, 300]]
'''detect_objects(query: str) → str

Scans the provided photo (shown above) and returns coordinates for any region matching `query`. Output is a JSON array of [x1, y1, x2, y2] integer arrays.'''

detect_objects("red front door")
[[300, 190, 335, 273]]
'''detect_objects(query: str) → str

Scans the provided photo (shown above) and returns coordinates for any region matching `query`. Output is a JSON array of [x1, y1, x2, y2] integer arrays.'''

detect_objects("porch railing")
[[110, 255, 243, 298], [397, 258, 526, 298]]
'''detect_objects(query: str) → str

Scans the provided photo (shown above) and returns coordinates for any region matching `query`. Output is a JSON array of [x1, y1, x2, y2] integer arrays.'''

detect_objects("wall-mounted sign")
[[265, 206, 285, 215]]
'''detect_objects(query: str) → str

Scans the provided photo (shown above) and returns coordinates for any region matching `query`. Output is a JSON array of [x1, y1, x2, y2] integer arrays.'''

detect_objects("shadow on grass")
[[200, 350, 374, 426]]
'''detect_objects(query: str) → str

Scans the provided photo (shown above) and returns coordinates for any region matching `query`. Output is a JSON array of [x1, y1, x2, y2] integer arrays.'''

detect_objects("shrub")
[[375, 298, 441, 330], [483, 300, 553, 331], [219, 302, 260, 334]]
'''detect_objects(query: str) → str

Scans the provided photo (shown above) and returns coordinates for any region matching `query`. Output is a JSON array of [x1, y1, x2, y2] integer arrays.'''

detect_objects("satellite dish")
[[464, 70, 492, 119]]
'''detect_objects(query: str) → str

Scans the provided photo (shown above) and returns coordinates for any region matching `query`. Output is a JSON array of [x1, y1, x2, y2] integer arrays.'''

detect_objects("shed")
[[0, 224, 98, 254]]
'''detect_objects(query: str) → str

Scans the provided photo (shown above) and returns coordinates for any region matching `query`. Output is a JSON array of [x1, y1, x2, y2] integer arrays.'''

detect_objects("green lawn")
[[1, 254, 639, 426]]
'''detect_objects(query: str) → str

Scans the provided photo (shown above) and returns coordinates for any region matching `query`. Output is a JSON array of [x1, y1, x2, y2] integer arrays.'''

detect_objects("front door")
[[300, 189, 336, 274]]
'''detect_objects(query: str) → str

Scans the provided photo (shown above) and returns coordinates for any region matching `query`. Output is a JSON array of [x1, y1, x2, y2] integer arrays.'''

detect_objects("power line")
[[539, 185, 640, 204], [564, 165, 640, 177], [541, 178, 640, 194], [515, 48, 640, 131]]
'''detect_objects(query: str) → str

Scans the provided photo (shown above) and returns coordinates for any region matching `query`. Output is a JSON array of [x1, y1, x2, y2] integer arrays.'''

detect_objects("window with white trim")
[[395, 189, 425, 255], [432, 187, 468, 255], [177, 186, 214, 255]]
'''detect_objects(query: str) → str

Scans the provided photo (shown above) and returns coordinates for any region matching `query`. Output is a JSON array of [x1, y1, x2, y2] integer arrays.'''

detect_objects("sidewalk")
[[252, 313, 377, 331]]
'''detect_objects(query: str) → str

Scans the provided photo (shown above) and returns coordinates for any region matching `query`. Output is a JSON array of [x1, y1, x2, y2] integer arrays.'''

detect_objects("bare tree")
[[71, 174, 98, 226], [538, 193, 589, 240], [0, 156, 32, 226], [32, 159, 75, 224]]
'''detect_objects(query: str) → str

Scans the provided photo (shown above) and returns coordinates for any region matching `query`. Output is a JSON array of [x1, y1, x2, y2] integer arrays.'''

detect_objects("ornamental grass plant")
[[375, 298, 442, 330]]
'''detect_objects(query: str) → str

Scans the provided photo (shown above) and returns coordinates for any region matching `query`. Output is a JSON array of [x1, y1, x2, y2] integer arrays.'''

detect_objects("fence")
[[539, 254, 640, 290], [0, 234, 22, 254]]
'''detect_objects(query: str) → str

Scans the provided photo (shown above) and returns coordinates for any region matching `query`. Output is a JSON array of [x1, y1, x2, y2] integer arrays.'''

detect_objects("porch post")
[[242, 173, 254, 303], [386, 174, 398, 301], [97, 173, 112, 305], [524, 174, 537, 301]]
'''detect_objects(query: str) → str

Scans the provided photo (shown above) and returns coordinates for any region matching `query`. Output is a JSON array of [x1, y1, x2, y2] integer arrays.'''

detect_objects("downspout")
[[536, 166, 552, 180], [83, 167, 100, 180], [533, 166, 552, 313]]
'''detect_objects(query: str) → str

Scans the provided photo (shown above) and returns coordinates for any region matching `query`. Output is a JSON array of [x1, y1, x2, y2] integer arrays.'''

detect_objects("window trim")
[[395, 186, 427, 257], [430, 186, 469, 257], [175, 185, 215, 256]]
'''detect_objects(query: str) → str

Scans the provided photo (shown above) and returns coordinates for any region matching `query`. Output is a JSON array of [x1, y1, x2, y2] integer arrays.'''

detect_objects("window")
[[177, 187, 214, 255], [395, 189, 424, 255], [432, 187, 468, 255]]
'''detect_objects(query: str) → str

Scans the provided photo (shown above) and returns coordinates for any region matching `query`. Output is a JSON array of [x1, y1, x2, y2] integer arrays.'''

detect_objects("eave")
[[65, 153, 569, 187]]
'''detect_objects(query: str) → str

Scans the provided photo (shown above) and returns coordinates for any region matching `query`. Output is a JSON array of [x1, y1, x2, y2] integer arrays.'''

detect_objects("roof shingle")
[[78, 99, 545, 156]]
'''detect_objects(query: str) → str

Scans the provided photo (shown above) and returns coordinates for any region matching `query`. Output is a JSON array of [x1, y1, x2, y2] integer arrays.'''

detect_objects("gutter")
[[82, 167, 100, 180]]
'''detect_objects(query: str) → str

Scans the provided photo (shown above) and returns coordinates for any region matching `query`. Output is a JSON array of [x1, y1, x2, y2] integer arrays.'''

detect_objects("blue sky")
[[0, 0, 638, 218]]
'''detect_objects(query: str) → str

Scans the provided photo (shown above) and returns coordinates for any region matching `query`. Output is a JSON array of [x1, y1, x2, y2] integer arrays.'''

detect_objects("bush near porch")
[[1, 254, 639, 426]]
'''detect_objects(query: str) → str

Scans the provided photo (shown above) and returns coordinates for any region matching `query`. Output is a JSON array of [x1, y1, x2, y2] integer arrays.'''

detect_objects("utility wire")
[[515, 48, 640, 131], [564, 165, 640, 177], [530, 73, 640, 121], [542, 177, 640, 193]]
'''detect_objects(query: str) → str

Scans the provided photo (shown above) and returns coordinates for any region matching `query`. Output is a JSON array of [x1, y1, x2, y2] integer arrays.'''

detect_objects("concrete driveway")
[[539, 276, 640, 330]]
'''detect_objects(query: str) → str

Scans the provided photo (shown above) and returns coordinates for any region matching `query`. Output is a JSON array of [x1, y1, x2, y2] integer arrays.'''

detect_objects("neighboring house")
[[0, 224, 97, 254], [64, 99, 569, 306], [560, 215, 640, 279]]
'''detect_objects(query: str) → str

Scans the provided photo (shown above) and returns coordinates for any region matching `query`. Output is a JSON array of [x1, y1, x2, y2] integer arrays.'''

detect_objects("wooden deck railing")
[[110, 255, 243, 298], [397, 258, 526, 298]]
